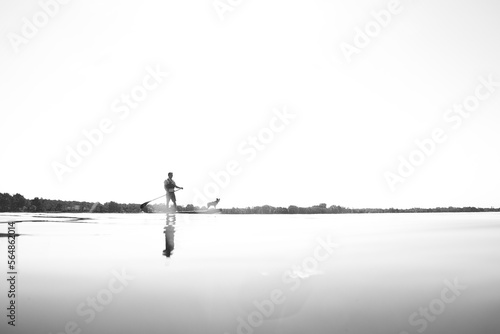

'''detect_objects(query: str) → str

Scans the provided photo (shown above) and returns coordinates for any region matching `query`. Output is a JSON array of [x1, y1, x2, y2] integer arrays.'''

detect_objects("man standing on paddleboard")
[[164, 172, 183, 211]]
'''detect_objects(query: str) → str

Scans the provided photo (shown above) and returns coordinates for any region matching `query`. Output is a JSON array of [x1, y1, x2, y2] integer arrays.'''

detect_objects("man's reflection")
[[163, 213, 176, 257]]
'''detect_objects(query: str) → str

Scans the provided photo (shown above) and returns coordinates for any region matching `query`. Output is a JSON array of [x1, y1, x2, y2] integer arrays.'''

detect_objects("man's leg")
[[171, 192, 177, 212]]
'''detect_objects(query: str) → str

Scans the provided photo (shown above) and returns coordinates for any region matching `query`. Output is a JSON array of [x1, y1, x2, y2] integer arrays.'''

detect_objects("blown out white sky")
[[1, 0, 499, 209]]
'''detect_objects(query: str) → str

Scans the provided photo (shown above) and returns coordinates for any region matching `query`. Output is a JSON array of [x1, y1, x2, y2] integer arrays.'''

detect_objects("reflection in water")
[[163, 213, 176, 257]]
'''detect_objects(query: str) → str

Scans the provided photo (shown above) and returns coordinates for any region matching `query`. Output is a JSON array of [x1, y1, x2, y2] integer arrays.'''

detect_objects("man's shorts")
[[167, 191, 176, 201]]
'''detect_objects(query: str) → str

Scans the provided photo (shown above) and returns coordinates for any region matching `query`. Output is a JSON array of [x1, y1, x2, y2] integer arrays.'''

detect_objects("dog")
[[207, 198, 220, 209]]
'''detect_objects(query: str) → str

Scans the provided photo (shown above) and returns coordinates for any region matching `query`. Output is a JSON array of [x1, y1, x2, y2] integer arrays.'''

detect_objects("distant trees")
[[0, 193, 13, 212], [221, 204, 500, 215], [223, 204, 332, 214], [0, 193, 28, 212], [0, 193, 141, 213], [0, 192, 499, 214], [103, 201, 121, 213], [31, 197, 45, 212], [11, 193, 27, 211]]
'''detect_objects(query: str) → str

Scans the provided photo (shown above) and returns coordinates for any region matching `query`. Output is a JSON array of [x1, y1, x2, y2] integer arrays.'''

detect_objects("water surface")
[[1, 212, 499, 334]]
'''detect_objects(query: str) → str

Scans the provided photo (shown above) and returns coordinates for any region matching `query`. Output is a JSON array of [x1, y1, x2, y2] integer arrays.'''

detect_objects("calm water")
[[1, 212, 499, 334]]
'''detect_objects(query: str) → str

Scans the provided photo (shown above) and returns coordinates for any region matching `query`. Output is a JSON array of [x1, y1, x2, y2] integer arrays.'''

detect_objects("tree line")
[[0, 193, 140, 213], [0, 193, 498, 214], [222, 204, 500, 214]]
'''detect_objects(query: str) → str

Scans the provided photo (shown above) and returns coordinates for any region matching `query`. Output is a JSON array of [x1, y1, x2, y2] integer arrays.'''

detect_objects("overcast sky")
[[1, 0, 499, 209]]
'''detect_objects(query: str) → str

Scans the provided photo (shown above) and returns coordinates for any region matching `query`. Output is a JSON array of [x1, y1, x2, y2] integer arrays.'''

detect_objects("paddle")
[[140, 189, 182, 211], [140, 195, 165, 211]]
